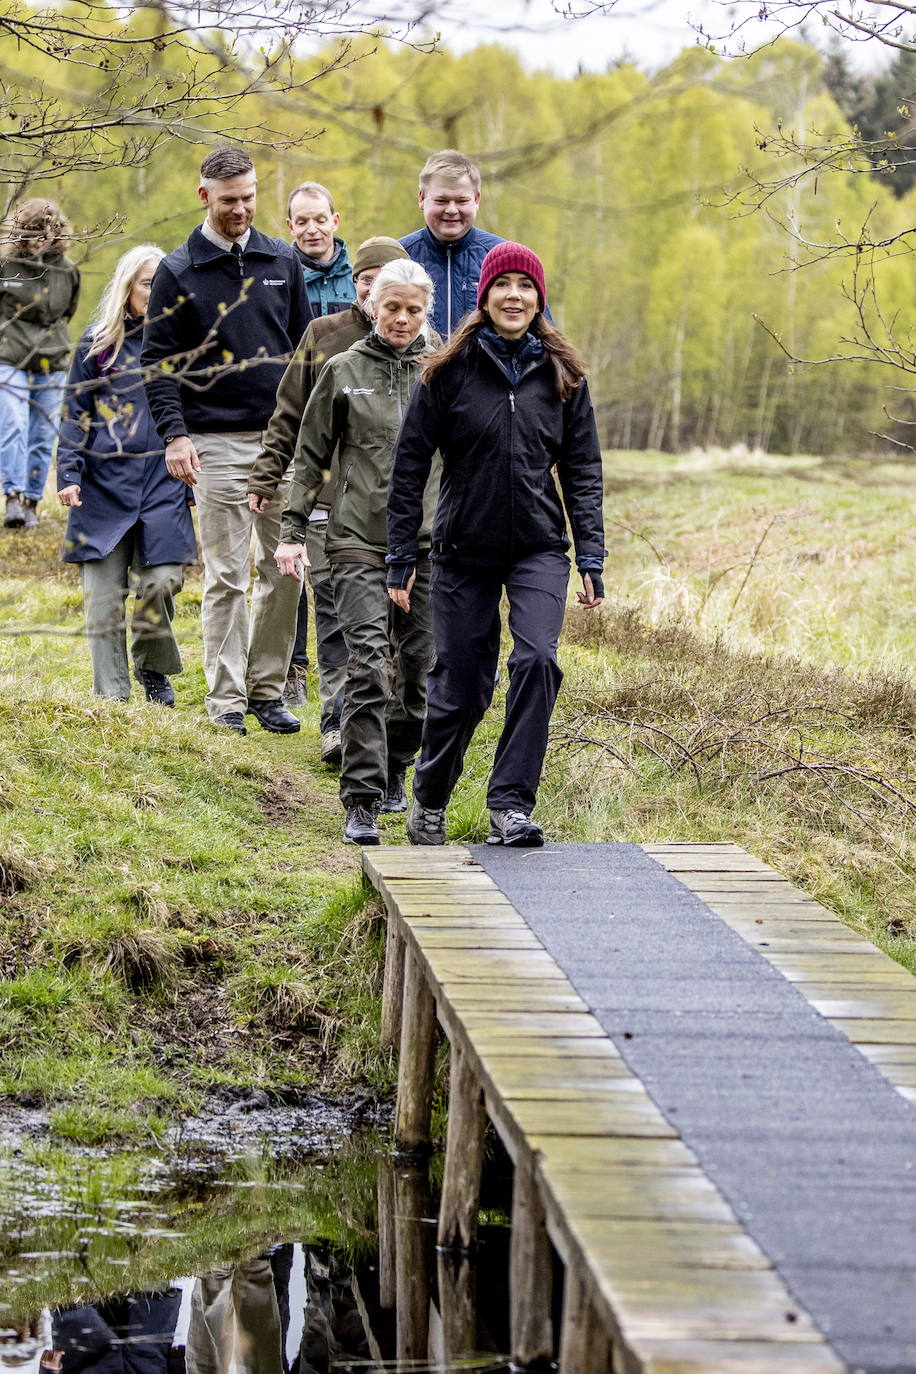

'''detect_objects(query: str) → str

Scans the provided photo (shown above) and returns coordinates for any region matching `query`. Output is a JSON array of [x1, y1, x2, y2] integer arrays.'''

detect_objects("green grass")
[[0, 509, 391, 1136], [1, 454, 915, 1140], [602, 448, 916, 673]]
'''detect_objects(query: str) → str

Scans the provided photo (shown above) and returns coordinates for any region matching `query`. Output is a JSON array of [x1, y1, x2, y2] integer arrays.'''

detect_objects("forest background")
[[7, 5, 916, 458]]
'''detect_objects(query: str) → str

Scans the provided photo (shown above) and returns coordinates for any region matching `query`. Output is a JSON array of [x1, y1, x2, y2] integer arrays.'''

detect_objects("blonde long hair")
[[87, 244, 164, 364]]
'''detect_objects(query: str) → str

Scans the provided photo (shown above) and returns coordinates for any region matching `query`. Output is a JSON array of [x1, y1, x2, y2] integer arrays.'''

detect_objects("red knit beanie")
[[476, 241, 547, 312]]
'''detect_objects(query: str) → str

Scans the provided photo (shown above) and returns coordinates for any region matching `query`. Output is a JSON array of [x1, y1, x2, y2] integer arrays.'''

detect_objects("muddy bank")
[[0, 1085, 392, 1162]]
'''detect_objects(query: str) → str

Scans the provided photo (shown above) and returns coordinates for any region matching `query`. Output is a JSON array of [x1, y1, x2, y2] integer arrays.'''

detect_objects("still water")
[[0, 1128, 518, 1373]]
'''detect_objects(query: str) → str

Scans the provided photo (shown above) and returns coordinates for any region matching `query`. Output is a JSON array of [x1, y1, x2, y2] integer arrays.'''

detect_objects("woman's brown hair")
[[7, 199, 72, 258], [421, 307, 587, 401]]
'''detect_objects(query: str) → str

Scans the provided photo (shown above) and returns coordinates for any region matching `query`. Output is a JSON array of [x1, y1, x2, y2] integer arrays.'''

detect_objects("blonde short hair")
[[418, 149, 481, 194]]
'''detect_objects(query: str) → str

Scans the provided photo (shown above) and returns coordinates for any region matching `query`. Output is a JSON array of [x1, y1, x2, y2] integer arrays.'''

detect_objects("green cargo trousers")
[[331, 558, 434, 809]]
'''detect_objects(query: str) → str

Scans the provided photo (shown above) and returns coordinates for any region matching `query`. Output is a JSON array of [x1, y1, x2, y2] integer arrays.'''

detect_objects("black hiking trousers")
[[412, 548, 569, 814]]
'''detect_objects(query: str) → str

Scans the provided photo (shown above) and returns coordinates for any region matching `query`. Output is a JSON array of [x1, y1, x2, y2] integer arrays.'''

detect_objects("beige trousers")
[[191, 429, 299, 719]]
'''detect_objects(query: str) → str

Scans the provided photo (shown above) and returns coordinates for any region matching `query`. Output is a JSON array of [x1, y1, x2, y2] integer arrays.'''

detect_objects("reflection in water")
[[0, 1145, 513, 1374]]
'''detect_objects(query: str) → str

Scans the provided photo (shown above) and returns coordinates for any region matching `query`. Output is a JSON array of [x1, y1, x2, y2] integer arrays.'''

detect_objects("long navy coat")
[[57, 322, 197, 566]]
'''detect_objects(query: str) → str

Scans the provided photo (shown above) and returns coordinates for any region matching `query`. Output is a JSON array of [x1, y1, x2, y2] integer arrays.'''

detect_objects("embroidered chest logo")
[[342, 386, 375, 395], [262, 278, 286, 286]]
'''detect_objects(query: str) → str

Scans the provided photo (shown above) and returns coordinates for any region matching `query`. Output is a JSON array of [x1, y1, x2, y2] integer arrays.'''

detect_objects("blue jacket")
[[400, 225, 503, 337], [57, 324, 197, 566], [141, 226, 313, 438], [295, 237, 356, 317]]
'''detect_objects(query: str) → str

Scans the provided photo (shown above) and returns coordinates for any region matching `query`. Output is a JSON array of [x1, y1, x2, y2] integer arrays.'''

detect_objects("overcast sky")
[[423, 0, 891, 75]]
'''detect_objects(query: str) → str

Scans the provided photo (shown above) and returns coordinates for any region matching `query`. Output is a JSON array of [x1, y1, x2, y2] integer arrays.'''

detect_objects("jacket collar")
[[187, 225, 277, 266], [419, 225, 478, 257], [361, 328, 429, 362], [477, 324, 544, 384], [294, 237, 350, 277]]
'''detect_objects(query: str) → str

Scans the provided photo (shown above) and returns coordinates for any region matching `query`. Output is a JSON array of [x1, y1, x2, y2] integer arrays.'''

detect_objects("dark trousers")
[[290, 584, 309, 669], [331, 559, 435, 809], [289, 523, 347, 731], [413, 549, 569, 813]]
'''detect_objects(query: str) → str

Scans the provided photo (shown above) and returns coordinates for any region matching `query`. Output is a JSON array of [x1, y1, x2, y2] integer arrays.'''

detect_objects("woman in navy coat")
[[57, 245, 197, 704]]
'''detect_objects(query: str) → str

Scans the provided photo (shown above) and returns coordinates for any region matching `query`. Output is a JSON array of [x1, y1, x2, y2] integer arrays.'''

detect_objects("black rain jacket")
[[387, 328, 605, 569]]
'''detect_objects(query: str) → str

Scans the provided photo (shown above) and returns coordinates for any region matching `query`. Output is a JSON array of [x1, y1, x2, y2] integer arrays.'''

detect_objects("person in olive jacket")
[[274, 258, 438, 847], [0, 198, 80, 529], [248, 236, 411, 765], [387, 242, 606, 849], [57, 245, 196, 705]]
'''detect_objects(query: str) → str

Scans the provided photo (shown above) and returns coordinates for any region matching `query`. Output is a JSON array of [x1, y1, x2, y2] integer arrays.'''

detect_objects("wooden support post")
[[380, 908, 405, 1051], [510, 1155, 553, 1368], [395, 1160, 432, 1363], [437, 1249, 477, 1362], [395, 948, 437, 1152], [376, 1154, 397, 1310], [558, 1263, 610, 1373], [437, 1040, 487, 1251]]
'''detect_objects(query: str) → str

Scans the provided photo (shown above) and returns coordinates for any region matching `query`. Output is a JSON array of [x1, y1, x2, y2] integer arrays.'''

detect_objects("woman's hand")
[[165, 436, 201, 487], [275, 541, 310, 580], [248, 493, 271, 513], [576, 572, 604, 609], [387, 569, 416, 613], [58, 484, 82, 507]]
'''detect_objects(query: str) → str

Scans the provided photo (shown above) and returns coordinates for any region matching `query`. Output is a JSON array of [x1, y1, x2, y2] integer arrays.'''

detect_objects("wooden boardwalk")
[[363, 841, 916, 1373]]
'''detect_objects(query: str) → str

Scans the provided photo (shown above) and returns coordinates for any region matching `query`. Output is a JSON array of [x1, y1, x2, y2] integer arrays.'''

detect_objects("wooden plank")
[[530, 1135, 698, 1170], [806, 993, 916, 1019], [569, 1217, 771, 1271], [481, 1056, 631, 1089], [477, 1036, 628, 1061], [542, 1166, 739, 1224], [858, 1043, 916, 1063], [624, 1338, 844, 1373], [418, 950, 569, 979], [444, 989, 589, 1013], [504, 1097, 678, 1139], [724, 920, 863, 940], [707, 903, 843, 919], [459, 1012, 605, 1036], [832, 1018, 916, 1045], [408, 929, 545, 948], [598, 1269, 821, 1341]]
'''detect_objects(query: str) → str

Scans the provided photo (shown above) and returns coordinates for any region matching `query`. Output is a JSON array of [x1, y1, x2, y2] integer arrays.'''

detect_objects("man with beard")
[[141, 145, 313, 736]]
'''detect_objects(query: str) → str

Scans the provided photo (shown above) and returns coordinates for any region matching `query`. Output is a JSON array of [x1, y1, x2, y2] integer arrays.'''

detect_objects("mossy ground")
[[1, 450, 914, 1143]]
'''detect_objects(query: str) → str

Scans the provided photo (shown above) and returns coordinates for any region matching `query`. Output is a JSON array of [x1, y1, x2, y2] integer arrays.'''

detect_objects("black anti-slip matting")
[[473, 842, 916, 1374]]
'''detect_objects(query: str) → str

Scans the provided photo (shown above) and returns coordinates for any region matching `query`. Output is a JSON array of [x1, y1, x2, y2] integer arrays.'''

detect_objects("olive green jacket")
[[281, 330, 439, 563], [248, 303, 369, 510], [0, 252, 80, 371]]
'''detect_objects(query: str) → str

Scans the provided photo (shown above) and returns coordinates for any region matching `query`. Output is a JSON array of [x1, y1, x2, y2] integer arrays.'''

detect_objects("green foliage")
[[4, 19, 915, 454]]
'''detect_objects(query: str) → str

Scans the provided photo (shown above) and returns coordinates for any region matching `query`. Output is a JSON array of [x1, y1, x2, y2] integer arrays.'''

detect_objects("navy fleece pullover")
[[141, 226, 313, 438]]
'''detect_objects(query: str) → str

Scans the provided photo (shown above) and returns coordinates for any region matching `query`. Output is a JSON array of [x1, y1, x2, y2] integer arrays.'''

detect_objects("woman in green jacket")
[[275, 258, 437, 846], [0, 199, 80, 529]]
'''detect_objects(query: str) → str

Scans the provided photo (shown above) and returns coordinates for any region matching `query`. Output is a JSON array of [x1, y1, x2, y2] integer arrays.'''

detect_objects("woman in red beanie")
[[387, 241, 606, 847]]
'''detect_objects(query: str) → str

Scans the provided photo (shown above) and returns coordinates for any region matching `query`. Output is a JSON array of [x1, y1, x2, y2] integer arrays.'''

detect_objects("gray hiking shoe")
[[406, 799, 447, 846], [21, 497, 38, 530], [320, 728, 342, 767], [4, 494, 25, 529], [486, 808, 544, 848]]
